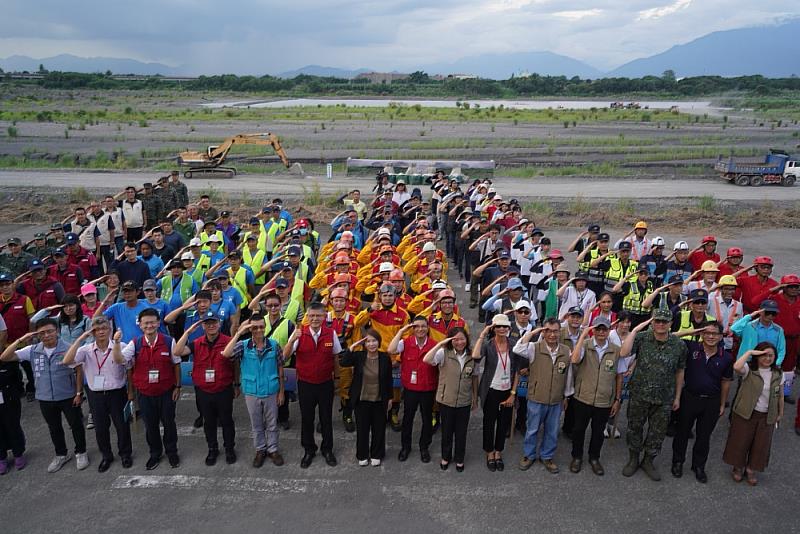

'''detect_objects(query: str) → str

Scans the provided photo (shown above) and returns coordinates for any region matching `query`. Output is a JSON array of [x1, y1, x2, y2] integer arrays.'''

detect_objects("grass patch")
[[505, 162, 624, 177]]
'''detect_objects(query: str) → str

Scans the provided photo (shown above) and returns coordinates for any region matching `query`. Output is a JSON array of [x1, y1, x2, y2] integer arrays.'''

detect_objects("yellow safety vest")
[[622, 280, 654, 315], [226, 267, 251, 306], [242, 247, 267, 285], [200, 230, 225, 251], [679, 310, 714, 341], [604, 258, 638, 290]]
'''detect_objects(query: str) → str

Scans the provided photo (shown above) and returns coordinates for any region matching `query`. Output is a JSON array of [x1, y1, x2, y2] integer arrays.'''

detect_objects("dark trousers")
[[139, 389, 178, 458], [298, 380, 334, 454], [672, 390, 721, 469], [126, 227, 143, 242], [562, 396, 576, 435], [355, 400, 387, 460], [39, 398, 86, 456], [571, 399, 611, 460], [20, 361, 35, 393], [196, 386, 236, 452], [99, 245, 114, 274], [113, 235, 125, 255], [439, 404, 470, 464], [86, 387, 132, 460], [482, 388, 513, 452], [515, 395, 528, 431], [401, 389, 434, 451], [0, 395, 25, 459]]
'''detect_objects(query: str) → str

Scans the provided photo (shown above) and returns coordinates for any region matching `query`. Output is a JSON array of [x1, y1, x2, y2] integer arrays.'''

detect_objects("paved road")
[[2, 170, 800, 201]]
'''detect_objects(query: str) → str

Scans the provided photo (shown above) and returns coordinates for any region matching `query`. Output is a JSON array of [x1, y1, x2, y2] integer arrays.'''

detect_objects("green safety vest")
[[189, 255, 211, 285], [622, 280, 654, 315], [227, 267, 251, 306], [160, 273, 194, 304], [242, 247, 267, 285], [200, 230, 225, 251], [263, 220, 287, 252], [604, 258, 638, 290], [243, 230, 268, 252]]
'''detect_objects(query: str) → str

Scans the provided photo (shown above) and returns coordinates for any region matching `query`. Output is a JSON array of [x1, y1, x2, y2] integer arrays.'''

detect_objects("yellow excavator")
[[177, 133, 291, 178]]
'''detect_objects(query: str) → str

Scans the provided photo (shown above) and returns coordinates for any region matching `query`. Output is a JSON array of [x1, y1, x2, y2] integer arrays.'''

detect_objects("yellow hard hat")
[[718, 275, 737, 287], [634, 221, 648, 230], [701, 260, 720, 272]]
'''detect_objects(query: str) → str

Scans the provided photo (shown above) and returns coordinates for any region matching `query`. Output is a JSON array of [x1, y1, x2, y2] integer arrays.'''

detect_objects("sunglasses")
[[494, 325, 510, 329], [516, 309, 531, 315]]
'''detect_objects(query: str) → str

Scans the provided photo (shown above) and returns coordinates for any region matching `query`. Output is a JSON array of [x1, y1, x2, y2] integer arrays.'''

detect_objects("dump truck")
[[714, 149, 798, 187]]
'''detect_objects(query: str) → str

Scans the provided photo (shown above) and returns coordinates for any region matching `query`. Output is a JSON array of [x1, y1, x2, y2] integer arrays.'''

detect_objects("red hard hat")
[[330, 288, 348, 299], [754, 256, 774, 266], [701, 235, 717, 244], [726, 247, 743, 257], [334, 273, 351, 285], [780, 274, 800, 285], [438, 289, 455, 300]]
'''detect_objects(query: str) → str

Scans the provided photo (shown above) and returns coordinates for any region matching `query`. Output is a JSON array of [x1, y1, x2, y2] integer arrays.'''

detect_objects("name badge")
[[410, 370, 418, 385], [148, 370, 159, 383], [205, 369, 216, 383], [500, 378, 511, 389], [93, 375, 106, 390]]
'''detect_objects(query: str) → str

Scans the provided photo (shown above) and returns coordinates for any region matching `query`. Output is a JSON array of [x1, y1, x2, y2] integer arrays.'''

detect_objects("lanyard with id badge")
[[495, 340, 511, 390], [93, 346, 113, 390]]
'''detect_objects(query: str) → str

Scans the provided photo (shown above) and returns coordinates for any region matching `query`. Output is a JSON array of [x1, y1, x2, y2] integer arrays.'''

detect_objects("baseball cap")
[[549, 249, 564, 259], [598, 233, 610, 241], [491, 314, 511, 327], [203, 220, 217, 228], [142, 279, 157, 291], [80, 283, 97, 295], [53, 247, 67, 257], [34, 232, 46, 239], [207, 235, 222, 243], [574, 271, 589, 280], [214, 272, 229, 280], [507, 278, 524, 290], [588, 224, 600, 233], [275, 278, 289, 289], [121, 281, 138, 291], [273, 261, 292, 272], [617, 241, 632, 251], [591, 316, 611, 329], [249, 217, 260, 225], [0, 273, 14, 283], [760, 299, 779, 313], [637, 265, 650, 274], [567, 306, 584, 317], [531, 228, 544, 236], [220, 211, 230, 217], [513, 300, 531, 311], [497, 249, 511, 259], [287, 245, 302, 256], [200, 311, 221, 322], [168, 259, 184, 269], [7, 237, 21, 246], [227, 250, 241, 259], [689, 289, 709, 302], [189, 237, 203, 247], [28, 259, 45, 271], [667, 274, 684, 285], [50, 222, 63, 231], [652, 308, 673, 321]]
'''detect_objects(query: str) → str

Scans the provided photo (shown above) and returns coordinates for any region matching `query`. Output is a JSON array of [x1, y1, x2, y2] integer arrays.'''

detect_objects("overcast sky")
[[0, 1, 797, 74]]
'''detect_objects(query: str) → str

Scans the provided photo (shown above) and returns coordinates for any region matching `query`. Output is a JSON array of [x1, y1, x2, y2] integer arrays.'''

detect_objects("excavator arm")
[[208, 133, 291, 168]]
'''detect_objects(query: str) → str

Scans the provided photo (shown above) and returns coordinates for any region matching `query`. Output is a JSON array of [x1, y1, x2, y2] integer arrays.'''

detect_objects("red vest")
[[131, 333, 177, 397], [295, 325, 336, 384], [21, 277, 60, 311], [49, 264, 82, 295], [191, 334, 234, 393], [400, 335, 438, 391], [67, 247, 96, 277], [1, 293, 30, 342]]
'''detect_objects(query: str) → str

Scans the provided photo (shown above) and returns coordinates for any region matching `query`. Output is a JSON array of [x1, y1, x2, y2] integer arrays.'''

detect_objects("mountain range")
[[2, 19, 799, 79]]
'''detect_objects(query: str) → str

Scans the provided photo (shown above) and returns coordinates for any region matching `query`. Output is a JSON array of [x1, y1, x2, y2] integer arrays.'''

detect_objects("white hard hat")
[[674, 241, 689, 251], [422, 242, 437, 253], [651, 236, 665, 247], [379, 262, 394, 273]]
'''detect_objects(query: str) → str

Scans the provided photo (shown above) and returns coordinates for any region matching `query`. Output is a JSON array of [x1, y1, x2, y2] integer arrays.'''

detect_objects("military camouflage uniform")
[[625, 330, 687, 456], [141, 192, 161, 230], [46, 236, 67, 250], [154, 184, 173, 222], [24, 244, 54, 261], [0, 251, 35, 277], [170, 180, 189, 209]]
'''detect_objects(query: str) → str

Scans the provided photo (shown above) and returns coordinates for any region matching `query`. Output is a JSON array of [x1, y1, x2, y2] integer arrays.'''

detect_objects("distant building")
[[448, 73, 478, 80], [355, 72, 410, 84]]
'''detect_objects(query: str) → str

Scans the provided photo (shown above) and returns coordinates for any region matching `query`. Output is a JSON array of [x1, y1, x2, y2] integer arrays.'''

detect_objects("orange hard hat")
[[330, 288, 348, 299], [334, 273, 351, 285]]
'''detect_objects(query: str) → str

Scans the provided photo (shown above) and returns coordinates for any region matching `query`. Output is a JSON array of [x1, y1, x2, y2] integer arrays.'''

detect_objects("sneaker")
[[167, 453, 180, 468], [370, 458, 381, 467], [48, 454, 71, 473], [14, 455, 27, 471], [464, 283, 471, 291], [603, 425, 610, 439], [0, 459, 8, 475], [76, 452, 90, 471], [358, 459, 369, 467], [86, 413, 95, 430]]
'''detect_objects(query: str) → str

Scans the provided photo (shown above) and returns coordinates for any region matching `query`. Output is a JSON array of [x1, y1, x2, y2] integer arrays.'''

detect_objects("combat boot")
[[341, 401, 355, 433], [640, 455, 662, 481], [622, 450, 640, 477]]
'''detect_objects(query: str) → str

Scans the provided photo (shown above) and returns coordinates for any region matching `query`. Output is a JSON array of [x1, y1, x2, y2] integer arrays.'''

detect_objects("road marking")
[[112, 475, 347, 494]]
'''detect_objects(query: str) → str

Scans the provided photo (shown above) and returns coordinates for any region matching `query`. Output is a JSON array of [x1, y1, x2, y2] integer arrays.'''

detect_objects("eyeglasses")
[[265, 304, 281, 308]]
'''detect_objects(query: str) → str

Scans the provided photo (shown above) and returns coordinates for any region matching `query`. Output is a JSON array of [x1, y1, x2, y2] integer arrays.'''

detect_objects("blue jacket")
[[731, 315, 786, 366], [240, 338, 282, 397]]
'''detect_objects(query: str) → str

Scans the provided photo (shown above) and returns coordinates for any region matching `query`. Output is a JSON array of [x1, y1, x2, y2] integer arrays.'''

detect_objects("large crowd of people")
[[0, 169, 797, 487]]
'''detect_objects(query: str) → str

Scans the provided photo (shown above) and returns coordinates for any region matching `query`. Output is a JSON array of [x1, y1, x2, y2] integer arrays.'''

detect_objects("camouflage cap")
[[651, 308, 673, 321]]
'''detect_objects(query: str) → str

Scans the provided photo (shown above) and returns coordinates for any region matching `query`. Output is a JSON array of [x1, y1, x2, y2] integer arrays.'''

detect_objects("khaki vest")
[[573, 341, 621, 408], [733, 367, 782, 425], [435, 348, 476, 408], [527, 340, 571, 405]]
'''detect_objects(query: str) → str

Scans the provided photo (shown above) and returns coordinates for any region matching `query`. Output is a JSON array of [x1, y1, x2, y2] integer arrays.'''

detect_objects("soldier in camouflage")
[[169, 170, 189, 210], [155, 176, 174, 220], [0, 238, 35, 277], [46, 222, 67, 250], [619, 307, 687, 481], [24, 233, 54, 261], [140, 182, 161, 230]]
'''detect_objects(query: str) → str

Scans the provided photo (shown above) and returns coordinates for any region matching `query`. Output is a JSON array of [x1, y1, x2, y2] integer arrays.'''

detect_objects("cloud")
[[553, 9, 604, 20], [637, 0, 692, 21]]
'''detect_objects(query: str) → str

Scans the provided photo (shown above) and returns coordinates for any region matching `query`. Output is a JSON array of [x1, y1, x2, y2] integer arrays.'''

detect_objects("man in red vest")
[[388, 315, 438, 463], [17, 259, 65, 312], [0, 272, 36, 401], [113, 308, 181, 471], [176, 311, 237, 466], [283, 302, 343, 468], [48, 247, 84, 296]]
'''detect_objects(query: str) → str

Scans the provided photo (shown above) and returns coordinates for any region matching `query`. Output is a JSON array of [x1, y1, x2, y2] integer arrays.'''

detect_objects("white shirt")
[[74, 341, 130, 391], [431, 347, 468, 370], [708, 293, 743, 350], [742, 366, 785, 413], [291, 327, 343, 354], [558, 286, 596, 320], [489, 341, 512, 391], [121, 337, 181, 364]]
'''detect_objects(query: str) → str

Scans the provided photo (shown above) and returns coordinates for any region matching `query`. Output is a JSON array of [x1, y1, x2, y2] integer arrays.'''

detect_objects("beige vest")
[[435, 348, 476, 408], [733, 367, 782, 425], [527, 340, 571, 405], [573, 340, 621, 408]]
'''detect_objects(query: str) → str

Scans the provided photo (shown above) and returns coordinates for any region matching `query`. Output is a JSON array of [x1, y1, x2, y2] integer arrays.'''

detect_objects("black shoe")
[[98, 458, 113, 473], [145, 456, 160, 471], [496, 458, 505, 471], [665, 423, 677, 438], [455, 463, 465, 472], [342, 412, 355, 433], [121, 456, 133, 469], [420, 449, 431, 463], [486, 459, 496, 472], [280, 420, 291, 431], [671, 461, 683, 478], [692, 466, 708, 483], [167, 454, 180, 468], [300, 452, 315, 469], [225, 449, 237, 465], [205, 449, 219, 466], [26, 391, 35, 402], [323, 451, 337, 467], [440, 460, 449, 470], [193, 415, 204, 429], [398, 448, 410, 462], [784, 395, 796, 405]]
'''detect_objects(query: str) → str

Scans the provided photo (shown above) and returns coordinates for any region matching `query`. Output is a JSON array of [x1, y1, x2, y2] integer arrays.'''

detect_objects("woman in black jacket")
[[340, 329, 394, 466], [473, 314, 520, 472]]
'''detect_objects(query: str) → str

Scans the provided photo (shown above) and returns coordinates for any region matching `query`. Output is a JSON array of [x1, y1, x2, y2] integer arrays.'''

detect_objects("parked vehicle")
[[714, 149, 798, 187]]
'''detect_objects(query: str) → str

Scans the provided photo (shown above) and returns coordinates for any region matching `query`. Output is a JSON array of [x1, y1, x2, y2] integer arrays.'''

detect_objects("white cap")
[[341, 231, 354, 239], [208, 235, 222, 243], [181, 252, 194, 260], [396, 179, 405, 185], [189, 237, 203, 247], [513, 300, 532, 311], [377, 228, 391, 236], [487, 187, 496, 194], [674, 240, 689, 251], [379, 262, 394, 273], [422, 242, 437, 253], [651, 236, 665, 247], [494, 195, 503, 201], [431, 280, 448, 290]]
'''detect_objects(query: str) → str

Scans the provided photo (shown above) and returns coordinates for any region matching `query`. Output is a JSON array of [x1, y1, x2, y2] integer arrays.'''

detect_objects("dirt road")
[[3, 170, 799, 201]]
